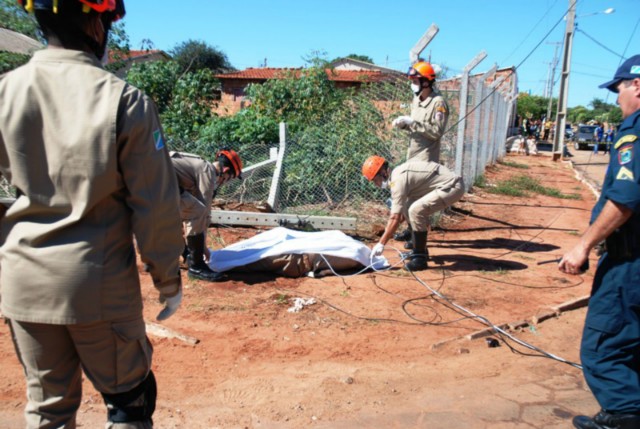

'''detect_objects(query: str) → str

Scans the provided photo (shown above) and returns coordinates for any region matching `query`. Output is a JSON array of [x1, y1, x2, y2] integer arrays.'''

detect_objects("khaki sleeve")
[[411, 99, 449, 141], [117, 85, 183, 297]]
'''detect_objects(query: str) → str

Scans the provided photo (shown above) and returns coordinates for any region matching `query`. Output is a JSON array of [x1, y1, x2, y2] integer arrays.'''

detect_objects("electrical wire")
[[443, 3, 571, 135], [575, 28, 626, 60]]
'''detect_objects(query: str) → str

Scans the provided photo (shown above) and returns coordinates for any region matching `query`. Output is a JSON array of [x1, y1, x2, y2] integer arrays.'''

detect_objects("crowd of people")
[[1, 1, 639, 428]]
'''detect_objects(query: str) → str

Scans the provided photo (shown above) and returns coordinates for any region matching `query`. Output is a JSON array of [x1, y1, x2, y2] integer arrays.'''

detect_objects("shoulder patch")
[[619, 145, 633, 165], [153, 129, 165, 150], [616, 166, 635, 181], [614, 134, 637, 149]]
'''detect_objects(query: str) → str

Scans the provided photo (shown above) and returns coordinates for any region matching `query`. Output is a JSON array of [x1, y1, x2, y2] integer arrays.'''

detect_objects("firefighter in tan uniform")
[[362, 155, 464, 271], [170, 149, 242, 282], [0, 1, 184, 428], [392, 61, 450, 244], [392, 61, 449, 164]]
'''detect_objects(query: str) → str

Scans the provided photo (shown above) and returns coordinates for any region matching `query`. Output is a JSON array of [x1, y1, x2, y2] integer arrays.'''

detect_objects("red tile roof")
[[216, 67, 386, 83]]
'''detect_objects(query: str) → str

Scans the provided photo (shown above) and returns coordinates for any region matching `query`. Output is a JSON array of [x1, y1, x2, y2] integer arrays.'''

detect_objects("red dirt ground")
[[0, 154, 600, 428]]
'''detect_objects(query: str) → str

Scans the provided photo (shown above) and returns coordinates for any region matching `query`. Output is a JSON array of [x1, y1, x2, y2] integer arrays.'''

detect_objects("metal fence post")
[[267, 122, 287, 211], [470, 65, 496, 183], [455, 52, 486, 178]]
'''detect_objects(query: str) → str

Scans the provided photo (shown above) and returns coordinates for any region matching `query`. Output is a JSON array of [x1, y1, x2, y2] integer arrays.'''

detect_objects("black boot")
[[186, 233, 224, 282], [393, 227, 412, 242], [181, 244, 190, 264], [573, 410, 640, 429], [405, 230, 428, 271]]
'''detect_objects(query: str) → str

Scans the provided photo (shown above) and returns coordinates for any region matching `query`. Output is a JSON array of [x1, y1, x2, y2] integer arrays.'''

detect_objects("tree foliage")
[[170, 39, 233, 75], [126, 61, 220, 147], [567, 98, 622, 125], [0, 0, 40, 41], [246, 66, 346, 134], [0, 51, 30, 74], [332, 54, 375, 64], [516, 93, 554, 120], [517, 92, 622, 126]]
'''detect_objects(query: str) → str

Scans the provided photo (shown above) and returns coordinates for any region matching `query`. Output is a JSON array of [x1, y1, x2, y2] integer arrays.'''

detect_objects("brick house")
[[214, 59, 404, 116]]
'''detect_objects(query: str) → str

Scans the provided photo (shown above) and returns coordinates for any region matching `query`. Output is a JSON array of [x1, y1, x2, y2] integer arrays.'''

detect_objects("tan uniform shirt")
[[170, 152, 217, 206], [389, 160, 460, 217], [0, 50, 183, 324], [170, 152, 217, 236], [406, 91, 449, 163]]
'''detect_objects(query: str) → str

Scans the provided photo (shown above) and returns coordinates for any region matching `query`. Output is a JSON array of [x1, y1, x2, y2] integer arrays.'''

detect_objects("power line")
[[575, 28, 626, 59]]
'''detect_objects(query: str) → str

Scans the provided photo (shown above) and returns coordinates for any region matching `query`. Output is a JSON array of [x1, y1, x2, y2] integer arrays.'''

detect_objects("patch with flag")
[[616, 166, 634, 181], [153, 129, 164, 150], [435, 104, 447, 122], [619, 145, 633, 165]]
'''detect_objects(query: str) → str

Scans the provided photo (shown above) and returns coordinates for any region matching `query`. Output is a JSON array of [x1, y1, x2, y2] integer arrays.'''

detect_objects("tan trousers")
[[8, 315, 153, 429], [179, 191, 210, 237], [406, 178, 465, 231]]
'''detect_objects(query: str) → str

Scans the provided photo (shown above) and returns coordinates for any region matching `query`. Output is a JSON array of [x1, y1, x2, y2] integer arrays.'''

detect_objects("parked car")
[[573, 124, 598, 150], [565, 124, 574, 140]]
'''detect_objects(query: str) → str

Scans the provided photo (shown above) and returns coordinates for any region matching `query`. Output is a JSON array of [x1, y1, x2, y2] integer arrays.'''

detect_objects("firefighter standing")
[[0, 1, 184, 427], [391, 61, 450, 244], [362, 155, 464, 271], [392, 61, 449, 164], [170, 149, 242, 282]]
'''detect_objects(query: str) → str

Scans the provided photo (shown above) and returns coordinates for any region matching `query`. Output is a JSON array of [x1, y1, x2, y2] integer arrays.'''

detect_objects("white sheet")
[[209, 227, 389, 273]]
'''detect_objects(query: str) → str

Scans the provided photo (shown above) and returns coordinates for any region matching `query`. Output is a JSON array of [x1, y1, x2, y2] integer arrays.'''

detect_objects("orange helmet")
[[362, 155, 387, 181], [18, 0, 125, 22], [217, 149, 243, 179], [408, 61, 436, 81]]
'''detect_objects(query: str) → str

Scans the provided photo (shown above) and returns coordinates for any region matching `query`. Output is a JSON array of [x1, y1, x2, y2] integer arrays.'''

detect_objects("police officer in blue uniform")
[[560, 54, 640, 429]]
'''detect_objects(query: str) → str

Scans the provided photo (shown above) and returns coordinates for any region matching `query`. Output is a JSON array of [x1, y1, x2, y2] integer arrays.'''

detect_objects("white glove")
[[392, 115, 414, 129], [371, 242, 385, 258], [156, 289, 182, 321]]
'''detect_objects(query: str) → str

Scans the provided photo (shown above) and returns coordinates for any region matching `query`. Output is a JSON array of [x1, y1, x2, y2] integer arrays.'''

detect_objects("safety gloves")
[[392, 115, 414, 129], [157, 289, 182, 321], [371, 242, 385, 257]]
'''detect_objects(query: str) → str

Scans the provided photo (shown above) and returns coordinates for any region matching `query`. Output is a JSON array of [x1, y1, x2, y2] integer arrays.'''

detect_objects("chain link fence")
[[215, 68, 517, 233]]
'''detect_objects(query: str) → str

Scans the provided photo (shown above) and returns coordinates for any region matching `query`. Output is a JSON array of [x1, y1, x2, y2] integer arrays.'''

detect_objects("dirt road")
[[0, 153, 603, 428]]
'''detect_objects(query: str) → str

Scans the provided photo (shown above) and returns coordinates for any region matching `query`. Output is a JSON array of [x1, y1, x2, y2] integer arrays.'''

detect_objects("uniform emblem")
[[614, 134, 637, 149], [435, 104, 447, 122], [616, 166, 635, 181], [632, 65, 640, 74], [619, 145, 633, 165], [153, 129, 165, 150]]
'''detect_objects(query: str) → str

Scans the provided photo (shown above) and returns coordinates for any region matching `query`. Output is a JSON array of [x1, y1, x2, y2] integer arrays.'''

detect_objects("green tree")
[[516, 93, 548, 119], [0, 52, 30, 74], [246, 66, 345, 134], [170, 39, 233, 74], [104, 21, 131, 74], [126, 61, 220, 147], [332, 54, 375, 64], [0, 0, 40, 40], [127, 61, 181, 113]]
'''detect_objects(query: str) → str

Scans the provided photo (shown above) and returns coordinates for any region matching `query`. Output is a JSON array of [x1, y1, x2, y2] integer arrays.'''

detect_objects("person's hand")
[[392, 116, 414, 129], [371, 242, 385, 257], [156, 289, 182, 321], [558, 242, 589, 275]]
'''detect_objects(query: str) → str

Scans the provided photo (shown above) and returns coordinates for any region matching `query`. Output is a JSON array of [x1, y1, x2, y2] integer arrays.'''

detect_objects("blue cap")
[[599, 54, 640, 93]]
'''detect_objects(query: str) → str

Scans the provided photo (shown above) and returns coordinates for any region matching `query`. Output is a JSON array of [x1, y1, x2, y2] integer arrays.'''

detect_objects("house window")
[[232, 87, 245, 102]]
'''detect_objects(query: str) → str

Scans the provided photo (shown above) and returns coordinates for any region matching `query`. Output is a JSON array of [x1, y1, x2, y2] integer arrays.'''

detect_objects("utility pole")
[[551, 0, 576, 161], [545, 42, 561, 120]]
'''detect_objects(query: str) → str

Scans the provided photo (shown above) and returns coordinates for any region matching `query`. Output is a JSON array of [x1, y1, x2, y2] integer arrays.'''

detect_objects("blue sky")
[[122, 0, 639, 108]]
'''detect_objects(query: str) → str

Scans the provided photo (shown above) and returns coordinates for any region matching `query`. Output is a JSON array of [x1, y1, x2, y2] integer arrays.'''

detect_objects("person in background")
[[171, 149, 242, 282], [0, 1, 185, 427], [362, 155, 464, 271], [559, 54, 640, 429], [391, 61, 449, 244]]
